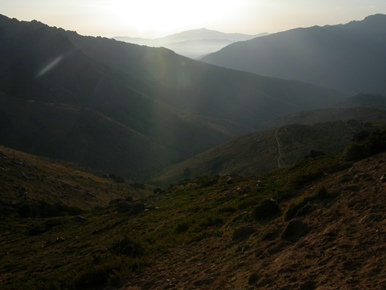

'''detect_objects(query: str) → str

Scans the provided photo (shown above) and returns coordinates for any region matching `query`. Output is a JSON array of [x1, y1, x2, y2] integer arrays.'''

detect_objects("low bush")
[[232, 226, 255, 241], [260, 226, 280, 241], [109, 236, 144, 258], [289, 169, 324, 189], [27, 219, 63, 236], [283, 186, 327, 221], [281, 219, 310, 241], [343, 129, 386, 161], [248, 272, 260, 285], [109, 173, 125, 183], [175, 221, 190, 234], [18, 201, 83, 218], [252, 199, 280, 220]]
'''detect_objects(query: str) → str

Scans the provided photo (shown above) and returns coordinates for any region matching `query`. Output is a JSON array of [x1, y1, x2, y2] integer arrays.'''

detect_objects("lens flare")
[[36, 55, 64, 78]]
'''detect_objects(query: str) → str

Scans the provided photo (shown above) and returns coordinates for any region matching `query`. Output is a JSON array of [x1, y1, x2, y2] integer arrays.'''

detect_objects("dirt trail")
[[275, 127, 283, 168]]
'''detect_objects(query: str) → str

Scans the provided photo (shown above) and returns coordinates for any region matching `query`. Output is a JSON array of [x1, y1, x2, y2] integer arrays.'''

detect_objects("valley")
[[0, 11, 386, 290], [114, 28, 267, 59], [0, 14, 346, 180]]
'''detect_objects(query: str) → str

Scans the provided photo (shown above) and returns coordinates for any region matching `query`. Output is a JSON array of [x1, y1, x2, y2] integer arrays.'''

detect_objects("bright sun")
[[108, 0, 238, 37]]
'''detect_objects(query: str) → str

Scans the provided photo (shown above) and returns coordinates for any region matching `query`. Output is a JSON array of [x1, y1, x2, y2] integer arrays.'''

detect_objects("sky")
[[1, 0, 386, 38]]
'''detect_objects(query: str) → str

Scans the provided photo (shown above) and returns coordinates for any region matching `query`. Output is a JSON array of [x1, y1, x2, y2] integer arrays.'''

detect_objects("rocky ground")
[[121, 153, 386, 290]]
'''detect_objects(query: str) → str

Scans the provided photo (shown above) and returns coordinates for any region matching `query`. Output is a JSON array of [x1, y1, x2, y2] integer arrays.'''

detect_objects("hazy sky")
[[1, 0, 386, 38]]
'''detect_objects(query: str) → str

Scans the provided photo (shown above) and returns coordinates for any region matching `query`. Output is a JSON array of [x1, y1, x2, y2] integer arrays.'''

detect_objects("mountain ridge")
[[114, 27, 267, 59], [201, 14, 386, 94], [0, 14, 345, 179]]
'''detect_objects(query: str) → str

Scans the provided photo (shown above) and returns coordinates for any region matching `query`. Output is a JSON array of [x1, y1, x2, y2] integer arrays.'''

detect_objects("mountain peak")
[[362, 13, 386, 24]]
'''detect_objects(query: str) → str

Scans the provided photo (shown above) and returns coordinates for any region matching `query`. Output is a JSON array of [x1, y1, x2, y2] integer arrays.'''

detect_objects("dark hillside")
[[64, 24, 344, 128], [202, 14, 386, 95], [339, 93, 386, 108], [0, 14, 346, 179], [0, 145, 150, 216], [0, 92, 181, 178]]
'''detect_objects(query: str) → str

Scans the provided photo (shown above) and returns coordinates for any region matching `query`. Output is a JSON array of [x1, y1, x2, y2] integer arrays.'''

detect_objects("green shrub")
[[315, 186, 327, 198], [283, 186, 327, 221], [343, 129, 386, 161], [232, 226, 255, 241], [109, 173, 125, 183], [280, 219, 310, 241], [252, 199, 280, 220], [132, 182, 145, 189], [27, 219, 62, 236], [260, 226, 280, 241], [283, 197, 309, 221], [218, 205, 237, 213], [248, 272, 260, 285], [109, 236, 144, 257], [175, 221, 190, 234], [203, 216, 224, 227], [290, 169, 324, 189], [343, 143, 367, 161], [18, 201, 83, 218], [72, 262, 113, 289]]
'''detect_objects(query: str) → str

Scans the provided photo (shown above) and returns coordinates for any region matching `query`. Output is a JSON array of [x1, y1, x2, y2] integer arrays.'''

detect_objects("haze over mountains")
[[202, 14, 386, 95], [0, 14, 347, 180], [114, 28, 267, 59], [2, 10, 386, 290]]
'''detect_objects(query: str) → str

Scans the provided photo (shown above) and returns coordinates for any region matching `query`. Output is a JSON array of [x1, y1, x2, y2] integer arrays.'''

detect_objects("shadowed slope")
[[202, 14, 386, 95], [0, 14, 345, 179]]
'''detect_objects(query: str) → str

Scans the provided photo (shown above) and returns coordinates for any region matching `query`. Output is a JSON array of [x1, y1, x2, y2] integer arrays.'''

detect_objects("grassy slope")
[[149, 116, 386, 185], [1, 129, 386, 289], [0, 146, 150, 213]]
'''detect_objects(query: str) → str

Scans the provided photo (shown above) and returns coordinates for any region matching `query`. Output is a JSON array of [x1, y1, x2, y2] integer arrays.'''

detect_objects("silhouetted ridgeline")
[[202, 14, 386, 95]]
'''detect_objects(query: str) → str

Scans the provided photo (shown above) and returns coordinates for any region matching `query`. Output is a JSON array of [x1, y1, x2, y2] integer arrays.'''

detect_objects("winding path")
[[275, 128, 283, 169]]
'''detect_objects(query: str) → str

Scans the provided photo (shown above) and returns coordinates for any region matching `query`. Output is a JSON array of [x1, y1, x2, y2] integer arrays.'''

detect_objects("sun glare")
[[108, 0, 237, 37]]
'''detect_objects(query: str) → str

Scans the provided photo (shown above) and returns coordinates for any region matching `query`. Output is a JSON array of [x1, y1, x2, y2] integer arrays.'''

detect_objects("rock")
[[56, 237, 65, 243]]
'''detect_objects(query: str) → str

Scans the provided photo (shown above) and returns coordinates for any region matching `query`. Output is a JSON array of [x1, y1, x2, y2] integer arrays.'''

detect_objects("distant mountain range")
[[114, 28, 267, 59], [201, 14, 386, 95], [0, 14, 345, 179]]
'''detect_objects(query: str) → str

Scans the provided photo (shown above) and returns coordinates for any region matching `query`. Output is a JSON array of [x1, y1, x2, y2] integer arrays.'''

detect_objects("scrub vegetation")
[[1, 129, 386, 289]]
